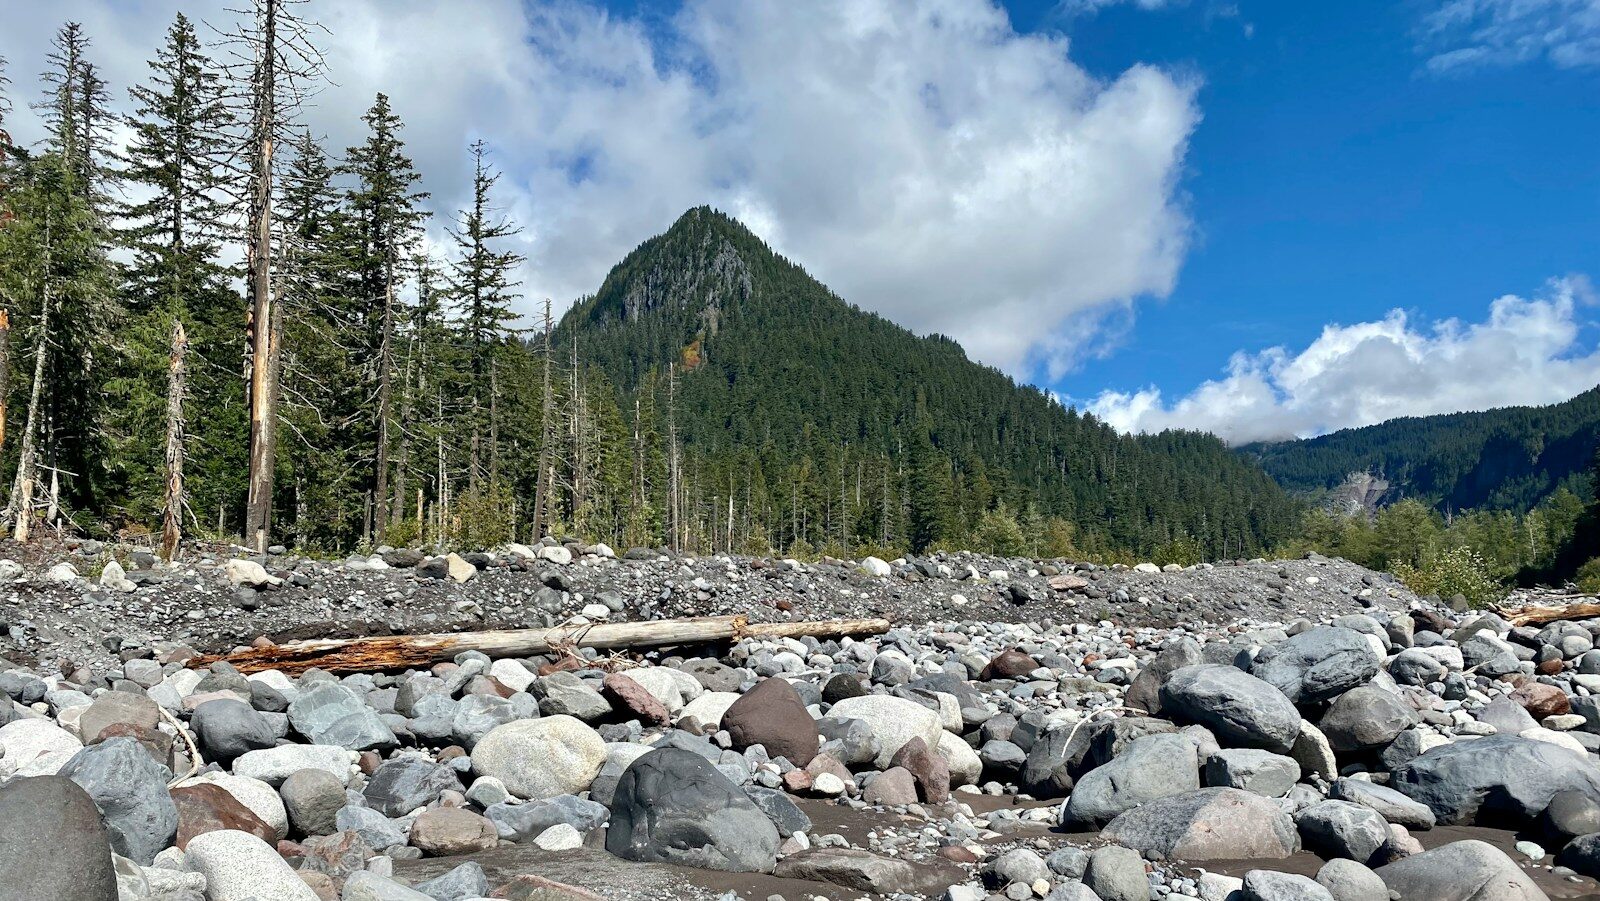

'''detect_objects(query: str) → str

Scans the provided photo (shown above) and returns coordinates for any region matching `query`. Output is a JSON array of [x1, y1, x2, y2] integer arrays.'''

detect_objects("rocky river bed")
[[1, 537, 1599, 900]]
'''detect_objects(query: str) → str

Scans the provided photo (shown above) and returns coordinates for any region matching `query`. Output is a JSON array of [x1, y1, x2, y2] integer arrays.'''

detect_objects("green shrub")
[[971, 504, 1028, 557], [1577, 557, 1600, 594], [1393, 544, 1506, 608]]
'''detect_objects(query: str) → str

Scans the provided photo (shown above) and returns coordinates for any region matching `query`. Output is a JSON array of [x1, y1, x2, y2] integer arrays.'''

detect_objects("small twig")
[[159, 702, 203, 788]]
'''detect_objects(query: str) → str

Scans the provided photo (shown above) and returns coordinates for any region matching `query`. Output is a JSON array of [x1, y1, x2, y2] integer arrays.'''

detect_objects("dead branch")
[[189, 614, 891, 674], [1496, 599, 1600, 627]]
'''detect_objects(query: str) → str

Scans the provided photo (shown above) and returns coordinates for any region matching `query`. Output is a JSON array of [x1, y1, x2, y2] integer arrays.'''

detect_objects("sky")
[[0, 0, 1596, 444]]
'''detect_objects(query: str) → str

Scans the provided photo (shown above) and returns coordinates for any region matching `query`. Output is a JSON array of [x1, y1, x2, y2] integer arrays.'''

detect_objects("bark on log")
[[1497, 600, 1600, 627], [189, 614, 891, 674]]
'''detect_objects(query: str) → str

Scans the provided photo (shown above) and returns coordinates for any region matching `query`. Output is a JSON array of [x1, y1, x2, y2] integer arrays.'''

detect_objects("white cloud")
[[1419, 0, 1600, 71], [1090, 277, 1600, 444], [0, 0, 1198, 378]]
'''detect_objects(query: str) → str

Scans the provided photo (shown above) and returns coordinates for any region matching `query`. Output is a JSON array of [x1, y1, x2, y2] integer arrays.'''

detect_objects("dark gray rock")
[[336, 804, 407, 851], [364, 756, 462, 818], [1161, 665, 1301, 753], [1252, 627, 1380, 705], [288, 682, 397, 752], [484, 794, 608, 841], [1083, 844, 1147, 901], [58, 737, 177, 865], [190, 698, 276, 765], [1328, 777, 1436, 830], [412, 861, 489, 901], [606, 748, 779, 873], [0, 775, 119, 901], [1125, 637, 1202, 716], [1242, 870, 1334, 901], [1295, 800, 1388, 864], [1542, 789, 1600, 838], [1557, 831, 1600, 878], [1063, 733, 1200, 827], [1388, 649, 1448, 687], [745, 785, 812, 837], [1391, 734, 1600, 826], [1204, 749, 1301, 797], [281, 767, 346, 837], [1318, 686, 1417, 752]]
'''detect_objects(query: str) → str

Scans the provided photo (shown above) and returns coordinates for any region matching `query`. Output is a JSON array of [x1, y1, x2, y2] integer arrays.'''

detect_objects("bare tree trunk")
[[160, 321, 188, 562], [531, 299, 554, 539], [244, 0, 281, 553], [10, 232, 54, 542], [373, 268, 395, 538], [488, 359, 500, 488], [0, 309, 10, 459]]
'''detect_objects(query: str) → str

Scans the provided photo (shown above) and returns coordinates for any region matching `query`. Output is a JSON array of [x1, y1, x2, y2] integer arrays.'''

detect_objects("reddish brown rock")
[[91, 721, 177, 767], [938, 845, 979, 864], [805, 752, 853, 784], [357, 751, 382, 775], [1538, 659, 1565, 676], [601, 673, 671, 725], [863, 767, 918, 806], [782, 769, 813, 793], [722, 677, 820, 766], [981, 648, 1038, 681], [890, 737, 950, 804], [409, 807, 498, 856], [1511, 682, 1571, 719], [1048, 574, 1089, 592], [297, 871, 337, 901], [171, 784, 275, 850], [298, 830, 373, 879]]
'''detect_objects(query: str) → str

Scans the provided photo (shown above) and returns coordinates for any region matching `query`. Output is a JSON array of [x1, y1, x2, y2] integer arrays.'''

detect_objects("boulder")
[[827, 694, 945, 768], [1391, 734, 1600, 826], [413, 862, 490, 901], [0, 775, 119, 901], [179, 771, 287, 840], [1084, 844, 1148, 901], [59, 737, 178, 865], [1315, 859, 1386, 901], [1295, 800, 1388, 864], [185, 829, 319, 901], [282, 768, 346, 837], [1374, 840, 1546, 901], [233, 744, 352, 786], [774, 848, 916, 893], [485, 794, 609, 841], [722, 677, 819, 766], [1063, 733, 1200, 827], [170, 782, 276, 848], [1100, 787, 1299, 861], [1125, 637, 1203, 716], [77, 691, 160, 743], [1162, 665, 1302, 753], [890, 736, 951, 803], [1389, 649, 1448, 687], [1328, 777, 1436, 830], [1252, 627, 1381, 705], [190, 698, 276, 765], [364, 756, 462, 817], [534, 672, 612, 721], [409, 807, 498, 856], [605, 747, 780, 873], [472, 715, 606, 800], [287, 683, 396, 752], [1204, 748, 1301, 797], [0, 718, 83, 776], [1241, 870, 1334, 901], [1319, 685, 1418, 752]]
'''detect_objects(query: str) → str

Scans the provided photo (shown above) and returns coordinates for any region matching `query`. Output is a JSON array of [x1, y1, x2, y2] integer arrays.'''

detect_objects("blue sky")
[[3, 0, 1597, 442], [1011, 0, 1600, 439]]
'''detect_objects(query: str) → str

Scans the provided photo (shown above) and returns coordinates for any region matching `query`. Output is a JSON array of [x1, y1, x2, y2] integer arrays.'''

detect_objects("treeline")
[[1243, 385, 1600, 514], [1283, 448, 1600, 604]]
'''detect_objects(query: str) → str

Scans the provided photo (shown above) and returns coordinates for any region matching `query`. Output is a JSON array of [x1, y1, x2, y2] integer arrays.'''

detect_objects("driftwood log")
[[189, 614, 891, 675], [1496, 600, 1600, 627]]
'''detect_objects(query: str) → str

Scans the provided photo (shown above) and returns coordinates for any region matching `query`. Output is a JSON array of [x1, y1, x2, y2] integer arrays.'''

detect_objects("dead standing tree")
[[160, 321, 188, 562], [219, 0, 325, 552]]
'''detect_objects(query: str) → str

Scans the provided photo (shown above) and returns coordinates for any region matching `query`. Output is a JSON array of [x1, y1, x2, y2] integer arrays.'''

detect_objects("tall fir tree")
[[344, 93, 428, 539]]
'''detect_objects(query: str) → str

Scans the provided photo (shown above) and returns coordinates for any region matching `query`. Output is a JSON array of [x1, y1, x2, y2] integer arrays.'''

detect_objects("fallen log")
[[188, 614, 891, 675], [1496, 600, 1600, 627]]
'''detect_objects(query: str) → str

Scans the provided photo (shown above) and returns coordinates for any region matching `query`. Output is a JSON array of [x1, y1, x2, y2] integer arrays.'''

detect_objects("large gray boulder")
[[1328, 777, 1435, 830], [472, 715, 607, 800], [1063, 733, 1200, 827], [1315, 859, 1386, 901], [363, 756, 462, 818], [1204, 748, 1301, 797], [1318, 686, 1417, 752], [1252, 627, 1380, 705], [59, 737, 178, 865], [485, 794, 608, 841], [1125, 638, 1203, 716], [287, 683, 396, 752], [1241, 870, 1334, 901], [1161, 665, 1302, 753], [1294, 800, 1388, 864], [0, 776, 119, 901], [606, 747, 780, 873], [1100, 787, 1299, 861], [190, 698, 276, 766], [1374, 840, 1547, 900], [1391, 734, 1600, 826]]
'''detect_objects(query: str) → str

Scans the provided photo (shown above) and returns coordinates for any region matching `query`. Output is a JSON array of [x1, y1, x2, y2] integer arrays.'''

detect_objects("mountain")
[[1240, 386, 1600, 515], [556, 207, 1301, 558]]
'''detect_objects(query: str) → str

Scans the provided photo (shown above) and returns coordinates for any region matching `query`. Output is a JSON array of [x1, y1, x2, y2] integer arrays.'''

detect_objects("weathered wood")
[[190, 614, 891, 674], [1497, 600, 1600, 627], [160, 320, 188, 563]]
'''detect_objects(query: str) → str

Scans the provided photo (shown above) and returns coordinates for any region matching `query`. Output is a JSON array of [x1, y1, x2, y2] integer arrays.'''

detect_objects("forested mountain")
[[557, 207, 1301, 559], [1241, 386, 1600, 514]]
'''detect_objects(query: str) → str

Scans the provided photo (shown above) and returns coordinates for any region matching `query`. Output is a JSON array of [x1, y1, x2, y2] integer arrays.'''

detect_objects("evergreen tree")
[[448, 139, 524, 487], [344, 93, 428, 539]]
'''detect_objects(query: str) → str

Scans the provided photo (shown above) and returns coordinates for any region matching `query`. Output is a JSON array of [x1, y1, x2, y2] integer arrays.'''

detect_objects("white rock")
[[45, 562, 80, 583], [581, 603, 611, 620], [223, 558, 280, 588], [180, 772, 289, 840], [232, 744, 352, 786], [184, 830, 319, 901], [0, 718, 82, 776], [99, 560, 136, 593], [1520, 727, 1589, 756], [1134, 562, 1161, 573], [246, 670, 300, 704], [678, 691, 741, 729], [537, 545, 574, 565], [505, 543, 539, 560], [444, 552, 476, 583], [812, 772, 847, 795], [465, 776, 510, 808], [344, 871, 433, 901], [489, 659, 537, 694], [472, 715, 607, 800], [938, 730, 982, 786], [0, 559, 22, 580], [589, 543, 616, 559], [533, 823, 584, 850], [1197, 872, 1245, 901], [626, 667, 703, 712], [861, 556, 892, 577], [828, 695, 945, 768]]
